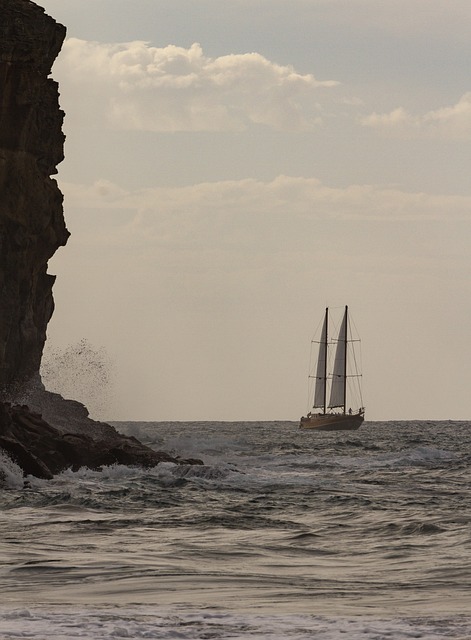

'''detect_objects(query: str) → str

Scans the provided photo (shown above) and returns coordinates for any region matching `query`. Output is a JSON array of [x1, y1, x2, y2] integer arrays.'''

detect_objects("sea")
[[0, 420, 470, 639]]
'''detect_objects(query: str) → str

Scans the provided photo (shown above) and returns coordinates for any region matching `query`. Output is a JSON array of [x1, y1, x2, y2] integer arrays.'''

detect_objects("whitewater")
[[1, 420, 470, 639]]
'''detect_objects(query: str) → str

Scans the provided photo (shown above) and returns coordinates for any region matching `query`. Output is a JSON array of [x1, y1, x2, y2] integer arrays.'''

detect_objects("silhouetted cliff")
[[0, 2, 203, 480], [0, 0, 69, 395]]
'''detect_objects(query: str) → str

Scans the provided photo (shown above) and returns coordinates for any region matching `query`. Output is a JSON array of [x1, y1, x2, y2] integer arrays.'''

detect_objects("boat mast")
[[342, 305, 348, 414], [323, 307, 328, 415]]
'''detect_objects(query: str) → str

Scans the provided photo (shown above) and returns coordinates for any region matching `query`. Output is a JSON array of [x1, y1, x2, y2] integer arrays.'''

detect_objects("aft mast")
[[342, 305, 348, 415], [323, 307, 328, 415]]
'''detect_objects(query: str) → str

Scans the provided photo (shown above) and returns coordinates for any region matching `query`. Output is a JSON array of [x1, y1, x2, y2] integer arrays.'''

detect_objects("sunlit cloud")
[[362, 93, 471, 139], [55, 38, 338, 132], [62, 175, 471, 253]]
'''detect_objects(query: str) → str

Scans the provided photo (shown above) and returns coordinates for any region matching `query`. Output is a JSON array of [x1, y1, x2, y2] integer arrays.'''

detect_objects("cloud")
[[55, 38, 338, 132], [61, 175, 471, 255], [57, 176, 471, 310], [362, 93, 471, 139], [57, 174, 471, 349]]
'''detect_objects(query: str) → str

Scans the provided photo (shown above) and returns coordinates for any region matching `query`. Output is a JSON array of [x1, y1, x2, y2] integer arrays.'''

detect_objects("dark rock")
[[0, 0, 69, 395], [0, 400, 203, 479]]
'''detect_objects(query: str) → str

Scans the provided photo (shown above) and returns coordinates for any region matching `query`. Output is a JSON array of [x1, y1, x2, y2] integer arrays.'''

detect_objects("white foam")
[[0, 607, 469, 639], [0, 450, 25, 489]]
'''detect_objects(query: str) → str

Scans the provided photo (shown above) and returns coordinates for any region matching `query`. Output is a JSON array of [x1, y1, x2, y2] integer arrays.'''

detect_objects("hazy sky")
[[37, 0, 471, 421]]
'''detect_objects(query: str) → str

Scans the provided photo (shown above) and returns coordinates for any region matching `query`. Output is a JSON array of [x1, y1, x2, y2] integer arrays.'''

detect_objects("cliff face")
[[0, 0, 69, 396], [0, 2, 206, 482]]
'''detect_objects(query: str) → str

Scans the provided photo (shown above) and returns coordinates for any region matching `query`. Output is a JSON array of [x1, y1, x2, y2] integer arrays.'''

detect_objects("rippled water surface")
[[1, 420, 470, 638]]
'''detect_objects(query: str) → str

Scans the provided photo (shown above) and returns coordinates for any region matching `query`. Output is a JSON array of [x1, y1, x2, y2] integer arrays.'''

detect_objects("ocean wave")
[[325, 445, 459, 470], [370, 520, 448, 537], [0, 450, 25, 489], [1, 607, 470, 639], [1, 420, 470, 625]]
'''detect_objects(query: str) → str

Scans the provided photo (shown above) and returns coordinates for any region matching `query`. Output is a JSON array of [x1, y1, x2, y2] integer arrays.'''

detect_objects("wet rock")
[[0, 401, 202, 479]]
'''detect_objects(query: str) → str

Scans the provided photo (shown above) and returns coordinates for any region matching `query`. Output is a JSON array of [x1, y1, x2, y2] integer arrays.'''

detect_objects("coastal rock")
[[0, 400, 202, 480], [0, 2, 203, 478]]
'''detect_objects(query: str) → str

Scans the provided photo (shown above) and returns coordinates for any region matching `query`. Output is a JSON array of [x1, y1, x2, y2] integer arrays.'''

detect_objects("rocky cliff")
[[0, 0, 69, 395], [0, 2, 202, 481]]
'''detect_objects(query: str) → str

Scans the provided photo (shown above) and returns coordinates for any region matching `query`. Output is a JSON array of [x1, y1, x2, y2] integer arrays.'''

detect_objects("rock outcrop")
[[0, 2, 202, 479], [0, 400, 201, 480]]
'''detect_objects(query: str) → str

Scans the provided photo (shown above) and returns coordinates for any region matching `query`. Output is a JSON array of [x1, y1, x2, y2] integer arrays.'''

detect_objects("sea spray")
[[41, 339, 114, 420], [0, 450, 25, 489]]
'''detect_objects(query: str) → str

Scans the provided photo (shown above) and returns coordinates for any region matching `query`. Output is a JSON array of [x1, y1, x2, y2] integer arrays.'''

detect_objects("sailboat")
[[299, 306, 364, 430]]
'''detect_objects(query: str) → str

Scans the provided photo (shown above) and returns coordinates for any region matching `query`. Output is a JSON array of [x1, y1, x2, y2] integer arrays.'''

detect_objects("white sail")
[[328, 307, 347, 409], [313, 310, 328, 408]]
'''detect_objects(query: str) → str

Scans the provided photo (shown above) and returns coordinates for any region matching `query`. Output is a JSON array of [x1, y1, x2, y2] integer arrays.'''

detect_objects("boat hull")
[[299, 412, 364, 431]]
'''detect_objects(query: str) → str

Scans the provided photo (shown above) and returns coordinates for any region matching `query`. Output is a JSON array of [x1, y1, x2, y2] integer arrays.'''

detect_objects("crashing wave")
[[0, 449, 24, 489]]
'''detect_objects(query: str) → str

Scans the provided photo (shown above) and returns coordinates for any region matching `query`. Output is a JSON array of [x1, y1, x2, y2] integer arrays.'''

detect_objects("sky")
[[36, 0, 471, 422]]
